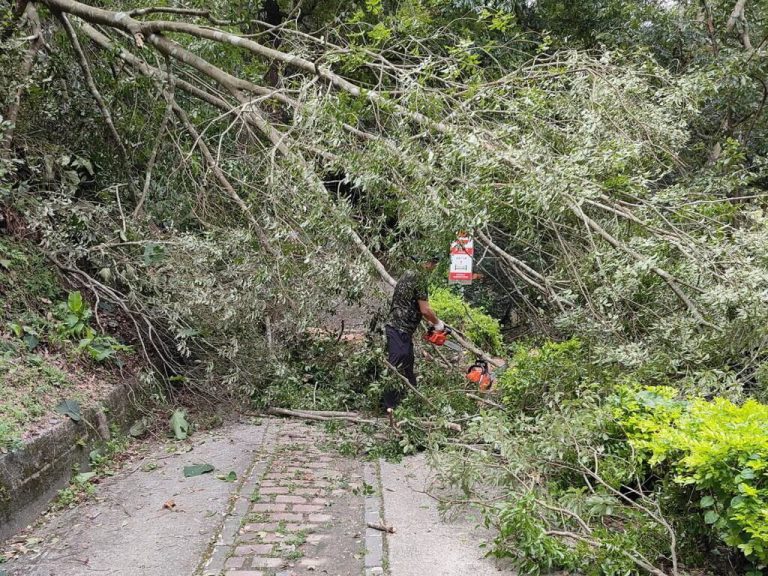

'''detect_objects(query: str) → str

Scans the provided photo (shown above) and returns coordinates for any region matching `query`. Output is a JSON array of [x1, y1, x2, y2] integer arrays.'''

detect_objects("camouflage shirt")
[[387, 269, 429, 335]]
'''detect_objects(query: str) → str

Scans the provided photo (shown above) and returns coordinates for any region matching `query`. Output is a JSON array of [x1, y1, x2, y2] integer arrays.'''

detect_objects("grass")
[[0, 239, 70, 450], [0, 350, 75, 449]]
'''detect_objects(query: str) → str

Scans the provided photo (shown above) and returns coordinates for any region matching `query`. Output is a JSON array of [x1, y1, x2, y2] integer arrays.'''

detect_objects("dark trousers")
[[384, 325, 416, 409]]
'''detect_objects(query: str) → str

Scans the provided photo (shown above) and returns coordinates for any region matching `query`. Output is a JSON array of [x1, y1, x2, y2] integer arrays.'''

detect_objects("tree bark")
[[0, 3, 42, 158]]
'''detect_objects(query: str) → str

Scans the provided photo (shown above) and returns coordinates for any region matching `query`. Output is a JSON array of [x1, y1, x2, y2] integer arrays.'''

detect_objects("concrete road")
[[380, 453, 516, 576]]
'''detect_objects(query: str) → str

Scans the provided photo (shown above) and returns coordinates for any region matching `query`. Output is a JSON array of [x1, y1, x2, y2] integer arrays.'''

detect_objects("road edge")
[[363, 459, 388, 576]]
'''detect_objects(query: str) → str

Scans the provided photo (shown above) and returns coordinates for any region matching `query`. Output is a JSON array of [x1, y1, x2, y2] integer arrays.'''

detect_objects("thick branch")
[[699, 0, 720, 56], [128, 6, 230, 25], [265, 407, 377, 425], [78, 23, 241, 113], [36, 0, 449, 134], [726, 0, 753, 49]]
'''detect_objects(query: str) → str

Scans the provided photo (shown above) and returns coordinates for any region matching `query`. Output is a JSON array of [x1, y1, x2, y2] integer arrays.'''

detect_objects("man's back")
[[387, 269, 428, 335]]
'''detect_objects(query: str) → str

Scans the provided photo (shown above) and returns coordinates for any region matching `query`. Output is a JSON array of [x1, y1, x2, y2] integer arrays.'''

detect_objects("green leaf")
[[217, 471, 237, 482], [79, 158, 94, 176], [183, 463, 214, 477], [700, 495, 715, 508], [22, 333, 39, 351], [704, 510, 719, 524], [8, 323, 22, 338], [740, 468, 756, 480], [170, 409, 190, 440], [68, 291, 83, 314], [74, 471, 96, 483], [55, 399, 82, 422]]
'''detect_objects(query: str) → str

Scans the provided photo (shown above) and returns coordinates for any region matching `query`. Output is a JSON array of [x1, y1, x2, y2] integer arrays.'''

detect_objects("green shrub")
[[610, 384, 687, 458], [497, 338, 595, 413], [617, 389, 768, 566], [429, 287, 502, 354]]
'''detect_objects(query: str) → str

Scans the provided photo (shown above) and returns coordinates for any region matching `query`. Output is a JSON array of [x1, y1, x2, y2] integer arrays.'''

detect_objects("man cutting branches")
[[384, 253, 446, 427]]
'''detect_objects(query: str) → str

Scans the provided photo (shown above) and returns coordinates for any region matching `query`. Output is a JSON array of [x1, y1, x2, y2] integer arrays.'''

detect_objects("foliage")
[[497, 338, 609, 413], [429, 287, 503, 354], [619, 391, 768, 566], [430, 392, 677, 575], [610, 384, 687, 458], [5, 285, 130, 362]]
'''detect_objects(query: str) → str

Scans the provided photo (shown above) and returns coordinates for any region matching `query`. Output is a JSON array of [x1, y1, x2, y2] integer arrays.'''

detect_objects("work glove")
[[432, 319, 445, 332]]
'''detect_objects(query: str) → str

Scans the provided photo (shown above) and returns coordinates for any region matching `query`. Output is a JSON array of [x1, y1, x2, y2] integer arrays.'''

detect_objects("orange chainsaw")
[[423, 327, 497, 390], [423, 326, 461, 351], [466, 358, 493, 391]]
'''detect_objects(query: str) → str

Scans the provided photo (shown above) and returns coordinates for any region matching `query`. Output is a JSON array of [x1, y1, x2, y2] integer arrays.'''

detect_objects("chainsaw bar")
[[442, 340, 463, 352]]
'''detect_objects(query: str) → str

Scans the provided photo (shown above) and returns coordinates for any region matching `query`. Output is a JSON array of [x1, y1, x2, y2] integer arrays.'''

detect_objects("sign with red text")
[[449, 234, 473, 285]]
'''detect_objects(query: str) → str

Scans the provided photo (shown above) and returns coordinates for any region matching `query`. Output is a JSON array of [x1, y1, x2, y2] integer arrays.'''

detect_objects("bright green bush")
[[610, 385, 687, 458], [617, 389, 768, 566], [429, 287, 502, 354]]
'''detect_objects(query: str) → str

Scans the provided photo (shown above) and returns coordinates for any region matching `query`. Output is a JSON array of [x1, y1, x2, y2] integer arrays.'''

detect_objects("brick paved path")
[[202, 419, 367, 576]]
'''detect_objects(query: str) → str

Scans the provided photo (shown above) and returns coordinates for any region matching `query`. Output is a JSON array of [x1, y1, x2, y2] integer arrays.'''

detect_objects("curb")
[[363, 459, 387, 576], [0, 380, 140, 542]]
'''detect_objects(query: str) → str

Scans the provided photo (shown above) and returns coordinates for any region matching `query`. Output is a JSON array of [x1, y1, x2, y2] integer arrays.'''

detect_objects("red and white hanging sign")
[[449, 234, 473, 284]]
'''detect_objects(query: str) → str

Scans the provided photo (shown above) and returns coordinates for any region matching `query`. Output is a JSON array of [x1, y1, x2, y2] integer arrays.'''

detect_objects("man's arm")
[[418, 300, 442, 327]]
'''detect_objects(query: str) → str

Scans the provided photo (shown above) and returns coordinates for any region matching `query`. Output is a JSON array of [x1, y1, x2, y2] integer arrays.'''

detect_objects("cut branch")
[[265, 407, 377, 425]]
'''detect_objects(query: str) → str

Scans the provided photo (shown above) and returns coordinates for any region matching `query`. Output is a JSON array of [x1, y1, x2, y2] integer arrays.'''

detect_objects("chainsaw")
[[422, 325, 462, 352], [423, 327, 497, 390], [466, 358, 493, 391]]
